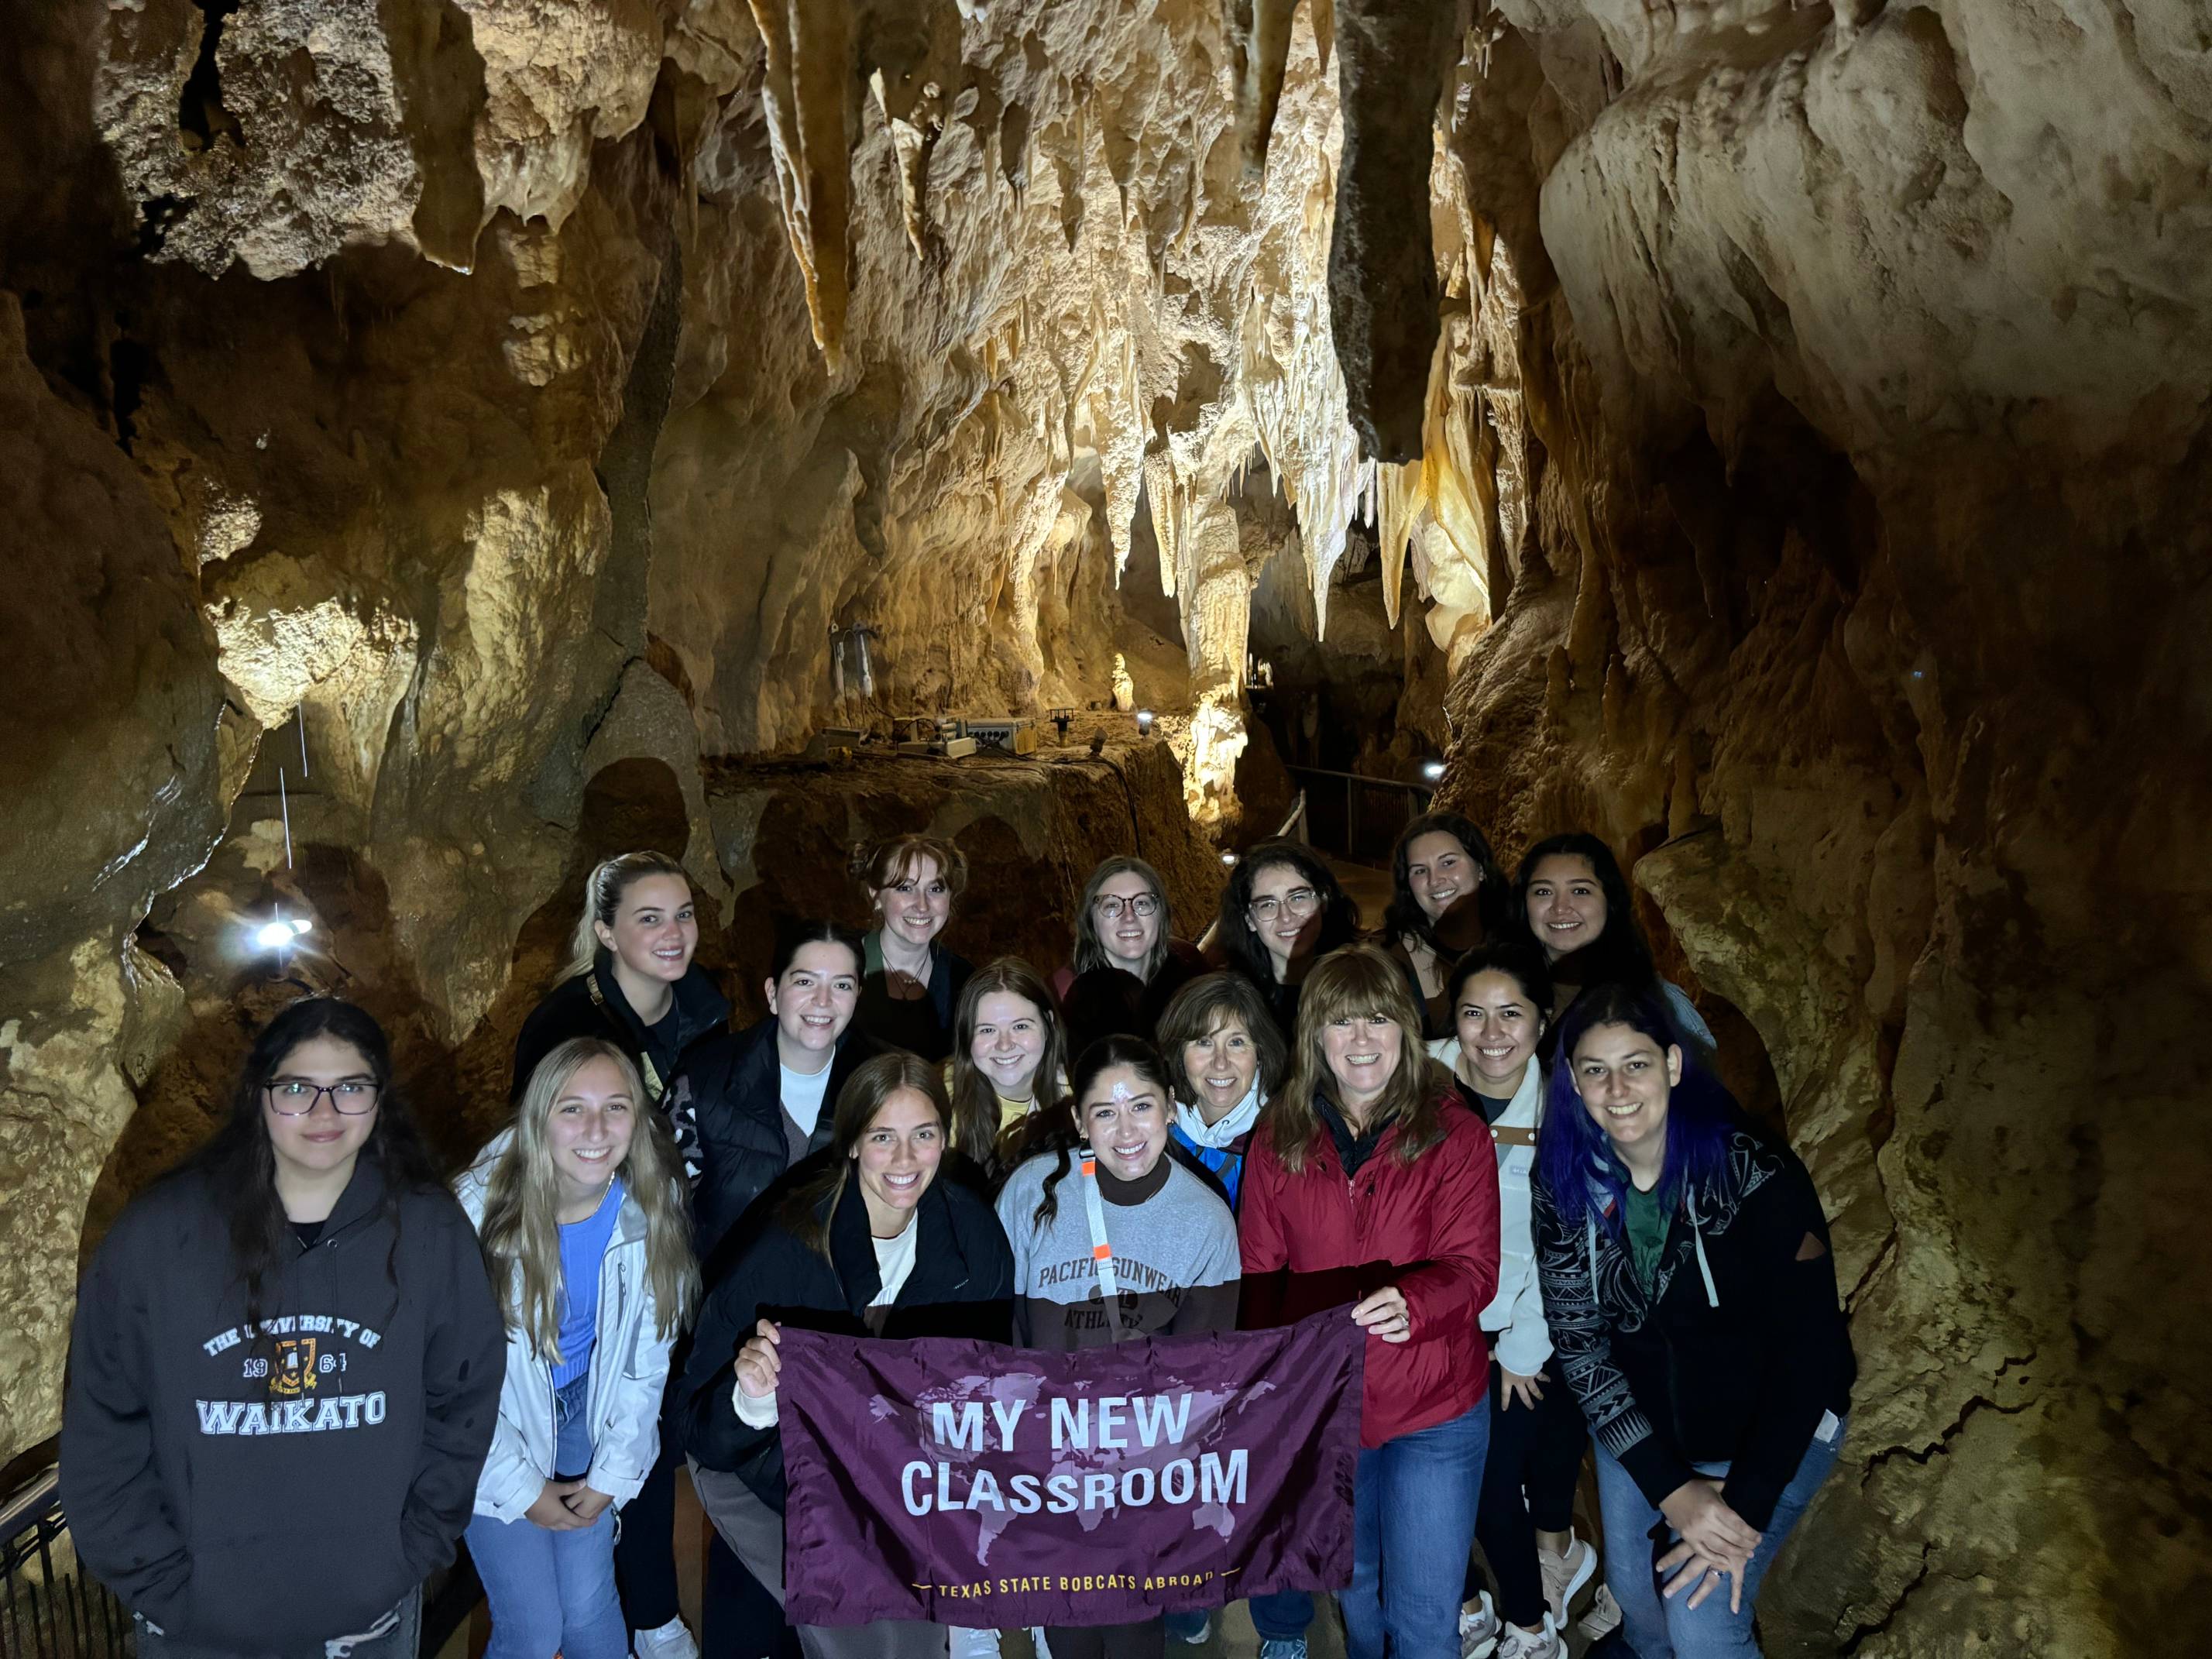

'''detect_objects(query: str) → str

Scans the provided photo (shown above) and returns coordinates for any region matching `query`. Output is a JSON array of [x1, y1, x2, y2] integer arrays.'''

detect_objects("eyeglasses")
[[264, 1080, 381, 1116], [1248, 887, 1320, 923], [1094, 894, 1161, 921]]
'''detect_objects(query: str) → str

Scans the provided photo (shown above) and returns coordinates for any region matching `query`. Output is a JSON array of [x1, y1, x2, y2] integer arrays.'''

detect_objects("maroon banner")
[[776, 1311, 1364, 1628]]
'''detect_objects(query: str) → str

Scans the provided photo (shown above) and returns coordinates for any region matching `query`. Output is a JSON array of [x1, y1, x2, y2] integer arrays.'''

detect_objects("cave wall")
[[2, 1, 2207, 1651], [1424, 4, 2212, 1652]]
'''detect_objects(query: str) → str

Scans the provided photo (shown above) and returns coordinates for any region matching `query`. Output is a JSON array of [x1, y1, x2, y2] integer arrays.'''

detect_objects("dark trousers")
[[1472, 1361, 1588, 1628], [1042, 1623, 1166, 1659], [617, 1413, 791, 1658]]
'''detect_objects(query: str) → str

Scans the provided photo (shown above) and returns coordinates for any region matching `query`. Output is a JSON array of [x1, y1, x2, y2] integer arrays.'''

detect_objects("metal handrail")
[[1282, 764, 1434, 795], [1283, 766, 1434, 864], [1194, 790, 1308, 956], [3, 1462, 129, 1659]]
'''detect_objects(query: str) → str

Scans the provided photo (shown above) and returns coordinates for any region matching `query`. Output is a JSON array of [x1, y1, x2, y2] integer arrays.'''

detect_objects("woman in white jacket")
[[1428, 943, 1593, 1659], [459, 1038, 699, 1659]]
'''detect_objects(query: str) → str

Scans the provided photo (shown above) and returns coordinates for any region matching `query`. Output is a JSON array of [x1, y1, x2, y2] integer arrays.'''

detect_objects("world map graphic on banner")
[[775, 1310, 1366, 1628]]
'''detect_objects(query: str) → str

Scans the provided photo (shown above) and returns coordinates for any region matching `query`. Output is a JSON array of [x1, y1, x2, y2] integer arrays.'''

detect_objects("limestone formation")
[[1, 0, 2206, 1650]]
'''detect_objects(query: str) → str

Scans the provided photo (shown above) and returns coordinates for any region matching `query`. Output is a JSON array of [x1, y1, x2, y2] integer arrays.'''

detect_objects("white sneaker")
[[1577, 1585, 1622, 1640], [1537, 1534, 1597, 1625], [1494, 1614, 1563, 1659], [1458, 1590, 1500, 1659], [631, 1618, 699, 1659]]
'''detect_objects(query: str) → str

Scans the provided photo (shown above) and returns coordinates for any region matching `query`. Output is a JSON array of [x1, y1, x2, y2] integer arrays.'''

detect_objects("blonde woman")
[[511, 851, 731, 1138], [459, 1039, 700, 1659]]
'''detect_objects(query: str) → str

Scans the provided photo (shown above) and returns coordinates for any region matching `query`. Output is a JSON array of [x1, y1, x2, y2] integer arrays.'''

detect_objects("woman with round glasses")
[[1214, 840, 1363, 1038], [1052, 855, 1204, 1021], [64, 998, 505, 1659]]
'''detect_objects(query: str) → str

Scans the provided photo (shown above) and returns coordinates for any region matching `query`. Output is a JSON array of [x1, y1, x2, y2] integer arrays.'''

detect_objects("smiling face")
[[876, 854, 953, 950], [1404, 831, 1477, 924], [261, 1033, 380, 1187], [1569, 1021, 1683, 1170], [1524, 854, 1609, 961], [970, 990, 1049, 1101], [596, 874, 697, 984], [850, 1086, 945, 1235], [1454, 970, 1544, 1090], [1093, 871, 1163, 972], [1082, 1063, 1171, 1181], [547, 1054, 636, 1214], [1321, 1011, 1405, 1111], [767, 941, 862, 1070], [1182, 1015, 1258, 1120], [1245, 860, 1321, 975]]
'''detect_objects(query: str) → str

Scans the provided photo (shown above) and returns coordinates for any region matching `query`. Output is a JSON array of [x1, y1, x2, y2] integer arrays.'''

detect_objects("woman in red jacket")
[[1240, 944, 1502, 1659]]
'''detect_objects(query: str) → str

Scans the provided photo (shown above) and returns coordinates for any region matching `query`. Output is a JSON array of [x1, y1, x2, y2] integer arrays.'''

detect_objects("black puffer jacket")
[[675, 1166, 1012, 1508], [668, 1015, 882, 1271], [510, 955, 730, 1108]]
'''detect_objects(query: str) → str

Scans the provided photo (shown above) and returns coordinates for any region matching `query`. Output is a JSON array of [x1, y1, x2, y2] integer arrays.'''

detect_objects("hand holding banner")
[[775, 1310, 1365, 1627]]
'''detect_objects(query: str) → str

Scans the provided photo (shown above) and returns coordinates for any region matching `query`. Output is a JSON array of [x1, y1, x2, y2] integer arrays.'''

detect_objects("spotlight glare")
[[253, 922, 296, 950], [1420, 758, 1446, 784], [1135, 708, 1156, 735], [1219, 851, 1238, 866]]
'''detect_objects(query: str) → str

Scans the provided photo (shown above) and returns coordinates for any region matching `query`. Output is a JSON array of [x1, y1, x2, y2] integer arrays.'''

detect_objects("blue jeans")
[[1593, 1419, 1846, 1657], [1248, 1592, 1313, 1644], [1344, 1403, 1489, 1659], [465, 1375, 628, 1659]]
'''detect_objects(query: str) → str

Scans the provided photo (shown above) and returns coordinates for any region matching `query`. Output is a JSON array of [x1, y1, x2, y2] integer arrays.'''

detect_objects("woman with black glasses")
[[63, 999, 505, 1659], [1054, 856, 1204, 1050], [1213, 840, 1363, 1039]]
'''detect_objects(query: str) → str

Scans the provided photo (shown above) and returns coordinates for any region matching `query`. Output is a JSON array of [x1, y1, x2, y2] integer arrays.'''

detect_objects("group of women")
[[61, 816, 1853, 1659]]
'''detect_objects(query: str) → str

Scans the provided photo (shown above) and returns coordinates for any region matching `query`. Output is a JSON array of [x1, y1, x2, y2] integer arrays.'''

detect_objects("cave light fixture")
[[1135, 708, 1156, 736], [1220, 850, 1238, 867], [1420, 758, 1446, 784], [251, 913, 314, 953]]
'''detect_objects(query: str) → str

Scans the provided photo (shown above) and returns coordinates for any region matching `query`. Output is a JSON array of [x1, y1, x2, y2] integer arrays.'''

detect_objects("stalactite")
[[1222, 0, 1300, 174], [1326, 0, 1455, 462], [748, 0, 856, 369]]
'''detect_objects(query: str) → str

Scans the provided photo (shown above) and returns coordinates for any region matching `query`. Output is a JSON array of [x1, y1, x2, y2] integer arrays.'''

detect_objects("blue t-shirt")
[[552, 1178, 625, 1389]]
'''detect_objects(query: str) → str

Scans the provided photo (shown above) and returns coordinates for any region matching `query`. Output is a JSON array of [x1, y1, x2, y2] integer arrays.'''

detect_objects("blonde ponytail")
[[565, 851, 692, 981]]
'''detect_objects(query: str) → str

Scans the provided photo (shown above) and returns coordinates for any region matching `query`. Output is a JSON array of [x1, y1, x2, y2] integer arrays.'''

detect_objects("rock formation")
[[2, 0, 2206, 1650]]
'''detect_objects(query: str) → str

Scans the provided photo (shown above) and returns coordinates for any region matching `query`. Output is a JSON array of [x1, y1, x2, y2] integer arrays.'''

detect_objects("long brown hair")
[[173, 998, 444, 1341], [778, 1051, 951, 1259], [1070, 856, 1173, 981], [1266, 944, 1453, 1174], [949, 959, 1068, 1176], [482, 1039, 699, 1354]]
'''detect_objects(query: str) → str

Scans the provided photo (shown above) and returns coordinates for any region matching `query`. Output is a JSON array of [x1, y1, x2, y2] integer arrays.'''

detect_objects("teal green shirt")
[[1621, 1181, 1672, 1294]]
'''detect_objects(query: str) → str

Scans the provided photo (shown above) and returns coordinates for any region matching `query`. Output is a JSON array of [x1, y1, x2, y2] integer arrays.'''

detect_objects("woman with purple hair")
[[1531, 984, 1855, 1658]]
